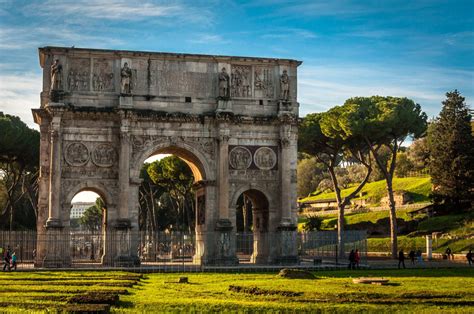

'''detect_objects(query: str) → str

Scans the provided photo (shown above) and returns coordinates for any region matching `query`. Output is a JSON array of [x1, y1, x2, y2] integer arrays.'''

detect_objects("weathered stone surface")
[[33, 47, 302, 267]]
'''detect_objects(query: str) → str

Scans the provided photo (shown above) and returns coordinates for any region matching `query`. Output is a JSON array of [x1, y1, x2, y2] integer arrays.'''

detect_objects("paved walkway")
[[3, 257, 472, 272]]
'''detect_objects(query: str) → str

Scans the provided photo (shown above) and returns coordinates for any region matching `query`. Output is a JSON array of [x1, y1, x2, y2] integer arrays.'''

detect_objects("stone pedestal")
[[119, 95, 133, 108], [274, 224, 298, 265], [42, 226, 71, 268], [216, 99, 233, 113], [49, 90, 65, 103], [108, 219, 140, 267], [277, 100, 292, 114], [212, 219, 238, 265]]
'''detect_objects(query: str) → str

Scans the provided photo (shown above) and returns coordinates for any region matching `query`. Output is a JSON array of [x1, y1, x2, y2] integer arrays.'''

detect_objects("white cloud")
[[0, 72, 42, 129], [298, 63, 474, 118], [261, 28, 318, 40], [25, 0, 213, 25], [0, 26, 126, 51], [188, 34, 227, 44]]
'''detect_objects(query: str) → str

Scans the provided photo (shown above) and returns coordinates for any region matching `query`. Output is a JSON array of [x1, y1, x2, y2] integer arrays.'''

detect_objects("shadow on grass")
[[116, 300, 134, 308]]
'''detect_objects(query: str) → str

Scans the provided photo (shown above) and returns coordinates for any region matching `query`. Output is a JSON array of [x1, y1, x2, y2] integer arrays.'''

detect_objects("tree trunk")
[[327, 164, 346, 260], [386, 175, 398, 258], [337, 203, 345, 260]]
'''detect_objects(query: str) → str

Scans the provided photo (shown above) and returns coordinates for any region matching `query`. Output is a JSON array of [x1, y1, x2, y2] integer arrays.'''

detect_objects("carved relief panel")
[[253, 147, 277, 170], [67, 58, 90, 92], [64, 142, 90, 166], [92, 143, 117, 167], [62, 141, 118, 179], [231, 65, 252, 98], [229, 146, 252, 170], [92, 58, 114, 92], [228, 146, 278, 170], [254, 67, 274, 98]]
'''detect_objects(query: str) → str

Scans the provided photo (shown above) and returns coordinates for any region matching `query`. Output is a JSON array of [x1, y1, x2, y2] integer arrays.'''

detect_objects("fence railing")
[[0, 230, 367, 269]]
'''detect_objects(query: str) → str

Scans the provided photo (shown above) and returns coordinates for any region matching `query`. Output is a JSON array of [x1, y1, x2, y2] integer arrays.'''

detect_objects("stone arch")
[[132, 141, 214, 182], [230, 184, 274, 210], [231, 185, 274, 264], [64, 181, 116, 208]]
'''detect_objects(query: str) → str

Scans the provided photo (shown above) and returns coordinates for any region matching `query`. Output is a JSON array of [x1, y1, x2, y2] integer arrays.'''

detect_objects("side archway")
[[231, 186, 273, 264]]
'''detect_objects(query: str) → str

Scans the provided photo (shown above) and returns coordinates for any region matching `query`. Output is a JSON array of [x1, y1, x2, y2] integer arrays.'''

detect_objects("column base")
[[45, 218, 62, 228], [212, 219, 239, 265], [275, 223, 298, 265], [113, 255, 141, 267], [273, 255, 299, 265], [42, 255, 71, 268]]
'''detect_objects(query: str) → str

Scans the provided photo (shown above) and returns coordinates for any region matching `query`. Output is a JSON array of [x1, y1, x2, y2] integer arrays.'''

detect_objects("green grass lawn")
[[301, 176, 432, 204], [0, 271, 141, 312], [119, 269, 474, 312], [1, 270, 473, 312]]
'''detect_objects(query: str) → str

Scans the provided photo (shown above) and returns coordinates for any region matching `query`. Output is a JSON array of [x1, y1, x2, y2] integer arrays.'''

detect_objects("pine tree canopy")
[[428, 90, 474, 203]]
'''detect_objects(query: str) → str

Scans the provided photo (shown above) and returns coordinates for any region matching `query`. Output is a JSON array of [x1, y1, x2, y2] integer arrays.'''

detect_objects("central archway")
[[131, 142, 214, 265]]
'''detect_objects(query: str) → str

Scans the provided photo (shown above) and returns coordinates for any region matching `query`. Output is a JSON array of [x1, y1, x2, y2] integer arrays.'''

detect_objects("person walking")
[[348, 249, 356, 270], [416, 249, 424, 266], [467, 250, 473, 266], [354, 249, 361, 269], [445, 247, 452, 260], [409, 250, 416, 265], [3, 247, 11, 271], [11, 252, 17, 271], [398, 250, 406, 269]]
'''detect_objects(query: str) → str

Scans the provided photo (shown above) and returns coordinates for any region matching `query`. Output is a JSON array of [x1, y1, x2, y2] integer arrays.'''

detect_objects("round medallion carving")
[[254, 147, 277, 170], [229, 146, 252, 170], [92, 143, 117, 167], [65, 142, 89, 166]]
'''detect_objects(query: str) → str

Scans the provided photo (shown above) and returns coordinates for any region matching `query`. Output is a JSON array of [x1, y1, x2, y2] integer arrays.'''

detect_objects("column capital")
[[218, 129, 230, 143]]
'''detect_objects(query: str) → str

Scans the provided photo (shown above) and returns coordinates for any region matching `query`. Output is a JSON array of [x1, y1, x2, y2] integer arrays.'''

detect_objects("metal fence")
[[299, 230, 368, 265], [0, 230, 367, 270]]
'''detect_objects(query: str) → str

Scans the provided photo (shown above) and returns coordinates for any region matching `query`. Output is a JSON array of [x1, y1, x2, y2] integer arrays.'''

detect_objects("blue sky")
[[1, 0, 473, 129]]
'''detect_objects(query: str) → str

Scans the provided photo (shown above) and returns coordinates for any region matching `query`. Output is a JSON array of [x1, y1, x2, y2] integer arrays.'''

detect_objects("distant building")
[[70, 202, 94, 219]]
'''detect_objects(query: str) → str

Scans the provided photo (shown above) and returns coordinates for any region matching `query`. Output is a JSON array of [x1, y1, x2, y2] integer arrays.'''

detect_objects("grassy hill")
[[299, 206, 473, 253], [300, 176, 432, 205]]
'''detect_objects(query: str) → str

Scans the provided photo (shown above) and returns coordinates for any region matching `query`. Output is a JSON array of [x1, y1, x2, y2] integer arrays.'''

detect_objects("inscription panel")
[[154, 60, 216, 97], [229, 169, 278, 181], [62, 166, 118, 179]]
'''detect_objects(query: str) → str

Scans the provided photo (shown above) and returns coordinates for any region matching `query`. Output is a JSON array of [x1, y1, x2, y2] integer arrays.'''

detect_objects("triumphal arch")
[[32, 46, 301, 267]]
